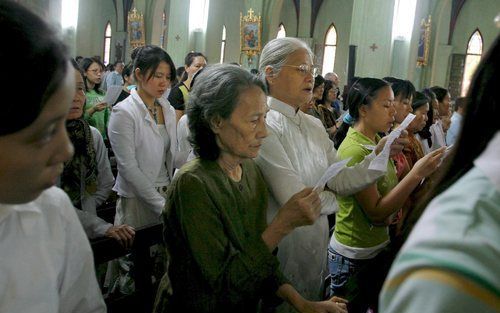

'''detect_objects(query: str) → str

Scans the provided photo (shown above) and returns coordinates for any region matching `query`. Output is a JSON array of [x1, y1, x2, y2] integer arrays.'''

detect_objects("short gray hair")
[[258, 37, 314, 84], [187, 64, 267, 160]]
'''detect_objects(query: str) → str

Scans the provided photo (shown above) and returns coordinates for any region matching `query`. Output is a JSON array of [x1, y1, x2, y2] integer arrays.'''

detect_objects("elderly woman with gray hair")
[[154, 64, 348, 313], [255, 37, 407, 311]]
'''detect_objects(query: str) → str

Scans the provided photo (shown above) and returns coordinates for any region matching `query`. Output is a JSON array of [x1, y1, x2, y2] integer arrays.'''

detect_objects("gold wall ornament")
[[128, 7, 145, 49], [240, 8, 262, 60], [417, 15, 432, 67]]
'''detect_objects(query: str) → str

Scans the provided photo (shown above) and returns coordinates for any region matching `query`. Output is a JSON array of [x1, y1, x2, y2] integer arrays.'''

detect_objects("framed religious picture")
[[417, 15, 431, 67], [240, 8, 262, 58], [128, 7, 145, 48]]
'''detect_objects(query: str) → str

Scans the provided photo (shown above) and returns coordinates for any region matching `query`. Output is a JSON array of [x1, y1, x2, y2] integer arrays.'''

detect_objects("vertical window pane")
[[461, 30, 483, 96], [277, 24, 286, 38], [103, 22, 112, 65], [104, 38, 111, 65], [322, 25, 337, 75], [220, 25, 226, 63], [467, 31, 482, 55]]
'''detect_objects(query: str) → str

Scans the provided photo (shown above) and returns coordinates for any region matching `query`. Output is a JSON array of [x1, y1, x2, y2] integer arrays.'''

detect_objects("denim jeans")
[[328, 247, 361, 298], [327, 247, 377, 313]]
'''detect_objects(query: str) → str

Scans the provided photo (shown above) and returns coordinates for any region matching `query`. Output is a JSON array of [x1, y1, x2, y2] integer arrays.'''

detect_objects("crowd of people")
[[1, 2, 498, 313]]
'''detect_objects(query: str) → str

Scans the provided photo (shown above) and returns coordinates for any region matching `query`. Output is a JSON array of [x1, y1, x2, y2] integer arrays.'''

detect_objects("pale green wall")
[[278, 0, 298, 38], [76, 0, 116, 60], [204, 0, 245, 65], [313, 0, 354, 86], [451, 0, 500, 54], [349, 0, 396, 78]]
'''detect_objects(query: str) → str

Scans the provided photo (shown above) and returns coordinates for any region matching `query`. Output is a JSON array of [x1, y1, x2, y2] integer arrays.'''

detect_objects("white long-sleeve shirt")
[[0, 187, 106, 313], [76, 126, 114, 238], [109, 89, 178, 216], [255, 97, 385, 306]]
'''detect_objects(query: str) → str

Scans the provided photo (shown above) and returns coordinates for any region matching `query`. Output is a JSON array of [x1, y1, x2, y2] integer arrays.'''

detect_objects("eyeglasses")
[[282, 64, 319, 77]]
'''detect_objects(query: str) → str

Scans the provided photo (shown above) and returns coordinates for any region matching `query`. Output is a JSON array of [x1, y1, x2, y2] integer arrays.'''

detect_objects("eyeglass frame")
[[281, 64, 319, 77]]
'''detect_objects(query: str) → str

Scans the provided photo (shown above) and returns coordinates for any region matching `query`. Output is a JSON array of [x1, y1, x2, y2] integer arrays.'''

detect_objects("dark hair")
[[403, 34, 500, 244], [187, 64, 267, 160], [250, 69, 259, 75], [122, 64, 133, 81], [430, 86, 449, 102], [314, 75, 325, 90], [189, 67, 205, 90], [454, 97, 468, 111], [176, 66, 185, 78], [184, 51, 207, 67], [0, 1, 68, 136], [80, 57, 104, 93], [416, 90, 434, 146], [133, 45, 176, 82], [322, 80, 339, 104], [422, 88, 437, 103], [385, 77, 416, 101], [333, 78, 390, 149], [411, 91, 429, 111], [71, 59, 84, 81], [113, 60, 123, 67]]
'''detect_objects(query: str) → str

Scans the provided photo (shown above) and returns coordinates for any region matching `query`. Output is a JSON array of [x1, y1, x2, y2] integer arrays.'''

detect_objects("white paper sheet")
[[104, 85, 123, 106], [368, 113, 416, 171], [314, 157, 352, 191]]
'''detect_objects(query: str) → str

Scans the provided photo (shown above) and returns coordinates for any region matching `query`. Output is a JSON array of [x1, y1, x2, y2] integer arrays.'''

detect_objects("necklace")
[[145, 101, 160, 123]]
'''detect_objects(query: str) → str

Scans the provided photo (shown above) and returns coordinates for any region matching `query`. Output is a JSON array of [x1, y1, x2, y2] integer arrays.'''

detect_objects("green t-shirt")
[[158, 158, 287, 312], [334, 127, 398, 248], [84, 89, 109, 140]]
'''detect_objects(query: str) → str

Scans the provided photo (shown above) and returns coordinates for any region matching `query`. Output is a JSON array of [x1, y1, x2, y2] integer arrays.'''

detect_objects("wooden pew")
[[91, 223, 164, 313]]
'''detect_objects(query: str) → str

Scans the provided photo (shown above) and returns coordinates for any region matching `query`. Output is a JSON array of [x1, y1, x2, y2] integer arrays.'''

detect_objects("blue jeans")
[[328, 247, 361, 298], [328, 247, 377, 313]]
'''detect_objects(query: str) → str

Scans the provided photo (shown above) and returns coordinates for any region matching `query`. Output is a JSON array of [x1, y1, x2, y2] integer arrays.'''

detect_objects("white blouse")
[[255, 96, 386, 304]]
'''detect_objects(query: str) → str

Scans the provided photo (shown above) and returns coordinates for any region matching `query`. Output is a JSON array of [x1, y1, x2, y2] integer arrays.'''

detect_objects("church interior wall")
[[452, 0, 500, 54], [313, 0, 354, 86]]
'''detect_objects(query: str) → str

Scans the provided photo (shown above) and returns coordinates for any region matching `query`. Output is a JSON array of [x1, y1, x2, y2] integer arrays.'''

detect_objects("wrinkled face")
[[359, 86, 396, 134], [214, 86, 268, 160], [408, 103, 429, 133], [267, 48, 315, 110], [136, 61, 171, 98], [85, 62, 103, 85], [313, 83, 324, 100], [438, 92, 451, 117], [185, 56, 207, 77], [67, 69, 86, 120], [393, 94, 413, 124], [0, 68, 75, 204]]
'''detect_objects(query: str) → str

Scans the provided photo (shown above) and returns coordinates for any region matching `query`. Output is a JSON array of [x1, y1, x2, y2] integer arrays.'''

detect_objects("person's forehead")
[[284, 49, 312, 64]]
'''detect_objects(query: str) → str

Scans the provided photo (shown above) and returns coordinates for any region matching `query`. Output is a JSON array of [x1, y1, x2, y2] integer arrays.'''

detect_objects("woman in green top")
[[81, 57, 110, 140], [328, 78, 445, 312], [154, 64, 348, 313]]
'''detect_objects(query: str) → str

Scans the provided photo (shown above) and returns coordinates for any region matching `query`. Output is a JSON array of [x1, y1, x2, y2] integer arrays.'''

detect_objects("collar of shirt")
[[267, 96, 304, 128], [0, 200, 41, 224], [474, 131, 500, 192], [267, 96, 299, 118]]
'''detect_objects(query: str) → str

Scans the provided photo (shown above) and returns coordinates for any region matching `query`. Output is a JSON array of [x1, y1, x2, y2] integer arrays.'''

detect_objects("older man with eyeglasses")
[[255, 37, 406, 313]]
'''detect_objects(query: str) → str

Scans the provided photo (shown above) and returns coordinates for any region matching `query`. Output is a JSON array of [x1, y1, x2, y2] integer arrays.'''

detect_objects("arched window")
[[322, 24, 337, 75], [220, 25, 226, 63], [276, 23, 286, 38], [103, 22, 112, 65], [461, 30, 483, 96], [160, 10, 167, 48]]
